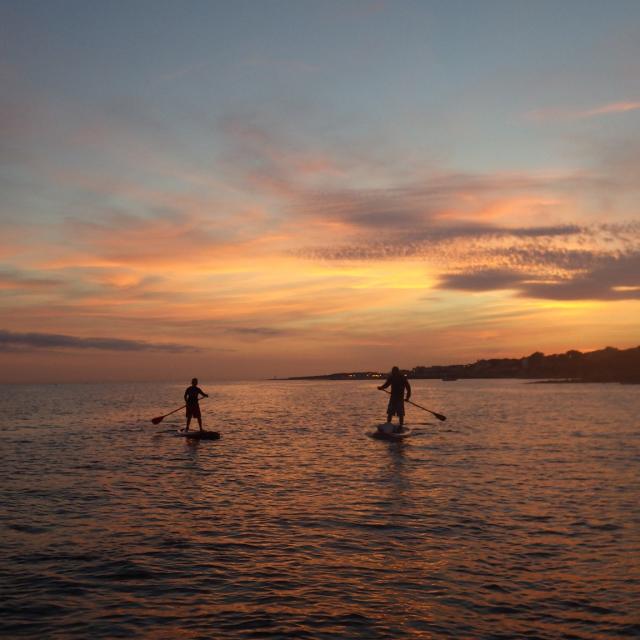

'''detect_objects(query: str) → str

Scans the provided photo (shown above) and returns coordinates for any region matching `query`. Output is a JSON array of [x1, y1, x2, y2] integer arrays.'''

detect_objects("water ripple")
[[0, 379, 639, 639]]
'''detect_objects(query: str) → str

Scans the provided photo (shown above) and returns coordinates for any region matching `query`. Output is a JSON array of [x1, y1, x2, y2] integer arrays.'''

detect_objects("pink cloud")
[[527, 100, 640, 121]]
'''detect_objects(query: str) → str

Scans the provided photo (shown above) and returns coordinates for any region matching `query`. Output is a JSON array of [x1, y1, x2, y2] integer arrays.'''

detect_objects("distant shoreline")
[[279, 345, 640, 385], [528, 378, 640, 385], [281, 375, 638, 384]]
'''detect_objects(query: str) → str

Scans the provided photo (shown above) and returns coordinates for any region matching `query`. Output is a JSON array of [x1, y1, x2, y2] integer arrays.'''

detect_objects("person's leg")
[[185, 416, 191, 432], [395, 404, 404, 432], [387, 397, 395, 424], [193, 405, 203, 431]]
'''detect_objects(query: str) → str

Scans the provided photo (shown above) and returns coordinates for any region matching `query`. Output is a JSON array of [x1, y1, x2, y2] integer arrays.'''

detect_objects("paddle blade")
[[434, 412, 447, 421], [151, 415, 164, 425]]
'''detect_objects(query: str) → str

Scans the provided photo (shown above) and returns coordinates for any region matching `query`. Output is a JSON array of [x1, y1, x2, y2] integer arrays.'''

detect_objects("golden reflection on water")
[[0, 379, 638, 638]]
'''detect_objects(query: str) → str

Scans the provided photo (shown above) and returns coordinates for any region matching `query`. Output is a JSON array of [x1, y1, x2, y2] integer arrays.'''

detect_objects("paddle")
[[380, 388, 447, 421], [150, 404, 185, 425]]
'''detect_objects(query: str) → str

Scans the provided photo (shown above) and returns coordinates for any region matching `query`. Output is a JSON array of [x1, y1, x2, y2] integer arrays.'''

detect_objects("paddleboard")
[[371, 423, 413, 441], [176, 430, 220, 440]]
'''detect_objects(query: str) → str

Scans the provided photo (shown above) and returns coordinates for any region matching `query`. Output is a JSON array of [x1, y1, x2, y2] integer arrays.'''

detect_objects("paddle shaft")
[[151, 404, 185, 424], [151, 396, 207, 424], [162, 404, 185, 419], [381, 388, 446, 421]]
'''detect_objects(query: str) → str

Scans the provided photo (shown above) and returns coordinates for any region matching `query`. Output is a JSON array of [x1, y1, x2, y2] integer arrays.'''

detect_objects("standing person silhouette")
[[378, 366, 411, 432], [183, 378, 208, 432]]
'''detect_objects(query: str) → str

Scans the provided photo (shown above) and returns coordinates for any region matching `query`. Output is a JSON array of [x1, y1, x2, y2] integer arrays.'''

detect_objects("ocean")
[[1, 379, 639, 639]]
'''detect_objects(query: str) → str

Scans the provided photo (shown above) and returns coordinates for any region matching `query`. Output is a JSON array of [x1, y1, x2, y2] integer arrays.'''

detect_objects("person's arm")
[[184, 388, 188, 402], [198, 387, 209, 398], [377, 377, 391, 391], [404, 378, 411, 401]]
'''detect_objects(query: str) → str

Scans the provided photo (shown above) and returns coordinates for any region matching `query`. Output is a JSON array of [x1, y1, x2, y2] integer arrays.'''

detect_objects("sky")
[[1, 0, 640, 383]]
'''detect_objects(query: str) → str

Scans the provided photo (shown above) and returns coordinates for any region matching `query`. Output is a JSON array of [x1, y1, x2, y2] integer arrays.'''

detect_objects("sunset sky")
[[2, 1, 640, 382]]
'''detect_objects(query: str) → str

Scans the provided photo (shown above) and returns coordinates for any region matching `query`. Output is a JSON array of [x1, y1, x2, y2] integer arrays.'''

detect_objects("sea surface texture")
[[1, 379, 639, 639]]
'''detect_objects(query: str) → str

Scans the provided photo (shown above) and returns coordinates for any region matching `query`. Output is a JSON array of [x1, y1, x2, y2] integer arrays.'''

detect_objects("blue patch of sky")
[[2, 0, 640, 208]]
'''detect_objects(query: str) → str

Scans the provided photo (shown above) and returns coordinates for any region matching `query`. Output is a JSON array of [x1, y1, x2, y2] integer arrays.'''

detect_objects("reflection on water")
[[1, 379, 639, 638]]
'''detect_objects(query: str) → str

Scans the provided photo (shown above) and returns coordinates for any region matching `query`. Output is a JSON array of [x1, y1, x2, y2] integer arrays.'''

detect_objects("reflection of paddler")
[[184, 377, 208, 432], [378, 366, 411, 432]]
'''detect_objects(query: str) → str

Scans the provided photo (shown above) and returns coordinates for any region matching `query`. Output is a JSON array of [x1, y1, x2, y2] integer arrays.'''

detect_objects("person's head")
[[391, 366, 400, 376], [191, 377, 198, 385]]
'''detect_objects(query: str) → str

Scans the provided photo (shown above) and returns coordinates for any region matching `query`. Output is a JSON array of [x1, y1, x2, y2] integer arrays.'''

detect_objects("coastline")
[[282, 374, 640, 384]]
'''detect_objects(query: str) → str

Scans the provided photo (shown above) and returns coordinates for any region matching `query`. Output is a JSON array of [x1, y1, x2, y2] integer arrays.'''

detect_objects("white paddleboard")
[[371, 423, 413, 440]]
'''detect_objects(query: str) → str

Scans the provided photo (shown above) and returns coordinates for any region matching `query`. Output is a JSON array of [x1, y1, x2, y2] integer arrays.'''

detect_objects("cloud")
[[581, 102, 640, 117], [520, 252, 640, 300], [224, 326, 289, 337], [296, 224, 586, 261], [437, 251, 640, 301], [437, 269, 528, 292], [0, 268, 61, 290], [527, 100, 640, 121], [296, 221, 640, 280], [0, 330, 198, 352], [46, 208, 265, 269], [29, 114, 631, 275], [298, 172, 576, 230]]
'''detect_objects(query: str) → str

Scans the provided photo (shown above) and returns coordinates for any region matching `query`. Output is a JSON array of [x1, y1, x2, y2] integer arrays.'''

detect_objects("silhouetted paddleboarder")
[[184, 378, 208, 432], [378, 366, 411, 432]]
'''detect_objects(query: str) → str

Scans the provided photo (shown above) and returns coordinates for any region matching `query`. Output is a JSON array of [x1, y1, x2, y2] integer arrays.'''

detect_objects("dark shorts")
[[387, 397, 405, 417], [186, 404, 201, 419]]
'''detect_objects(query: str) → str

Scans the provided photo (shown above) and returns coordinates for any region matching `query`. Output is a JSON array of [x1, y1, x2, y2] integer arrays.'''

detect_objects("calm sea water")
[[1, 379, 639, 639]]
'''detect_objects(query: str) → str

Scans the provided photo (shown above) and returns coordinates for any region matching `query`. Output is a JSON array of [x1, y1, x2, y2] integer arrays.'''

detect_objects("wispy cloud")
[[223, 326, 289, 337], [0, 330, 198, 352], [528, 100, 640, 121], [299, 221, 640, 263], [581, 102, 640, 117], [0, 268, 61, 290], [297, 223, 586, 260]]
